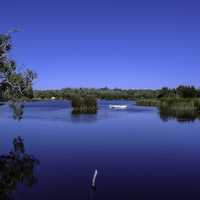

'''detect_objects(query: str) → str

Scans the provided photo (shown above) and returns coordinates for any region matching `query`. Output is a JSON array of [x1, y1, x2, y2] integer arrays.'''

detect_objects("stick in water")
[[92, 169, 98, 189]]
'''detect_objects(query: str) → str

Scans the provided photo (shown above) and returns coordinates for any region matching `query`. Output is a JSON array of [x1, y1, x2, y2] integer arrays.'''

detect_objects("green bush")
[[71, 95, 97, 114], [83, 95, 97, 107], [193, 99, 200, 111], [176, 85, 198, 98], [71, 95, 83, 108]]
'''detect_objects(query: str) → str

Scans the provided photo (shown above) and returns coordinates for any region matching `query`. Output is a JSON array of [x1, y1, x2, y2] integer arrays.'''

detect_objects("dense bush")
[[193, 99, 200, 111], [71, 95, 97, 114], [159, 105, 199, 122], [71, 95, 83, 108], [137, 97, 200, 122], [176, 85, 198, 98], [83, 95, 97, 107]]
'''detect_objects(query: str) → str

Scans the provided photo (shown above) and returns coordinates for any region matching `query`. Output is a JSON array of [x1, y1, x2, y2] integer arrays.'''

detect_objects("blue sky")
[[1, 0, 200, 89]]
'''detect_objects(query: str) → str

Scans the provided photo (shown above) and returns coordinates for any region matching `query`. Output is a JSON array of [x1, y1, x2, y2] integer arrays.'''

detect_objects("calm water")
[[1, 100, 200, 200]]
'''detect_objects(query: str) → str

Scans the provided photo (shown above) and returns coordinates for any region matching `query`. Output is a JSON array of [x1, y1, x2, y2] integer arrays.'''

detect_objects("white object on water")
[[92, 169, 98, 188], [51, 97, 56, 100], [109, 105, 128, 109]]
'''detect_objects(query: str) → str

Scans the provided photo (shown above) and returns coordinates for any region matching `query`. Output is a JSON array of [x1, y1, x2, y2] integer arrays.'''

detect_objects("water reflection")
[[89, 189, 96, 200], [9, 102, 24, 121], [70, 114, 98, 123], [5, 100, 200, 123], [0, 137, 39, 200], [159, 107, 200, 122]]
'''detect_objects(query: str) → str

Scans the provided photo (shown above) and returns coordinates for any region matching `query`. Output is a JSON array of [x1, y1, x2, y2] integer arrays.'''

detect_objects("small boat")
[[109, 105, 128, 109]]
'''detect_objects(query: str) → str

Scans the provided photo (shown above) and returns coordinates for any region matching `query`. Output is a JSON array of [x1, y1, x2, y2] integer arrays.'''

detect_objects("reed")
[[136, 97, 200, 122]]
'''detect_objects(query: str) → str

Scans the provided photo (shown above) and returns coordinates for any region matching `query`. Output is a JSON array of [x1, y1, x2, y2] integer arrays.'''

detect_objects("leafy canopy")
[[0, 33, 36, 100]]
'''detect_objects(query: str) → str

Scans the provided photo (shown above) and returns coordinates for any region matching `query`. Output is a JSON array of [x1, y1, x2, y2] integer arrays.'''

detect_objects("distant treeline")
[[33, 88, 157, 100], [33, 85, 200, 100]]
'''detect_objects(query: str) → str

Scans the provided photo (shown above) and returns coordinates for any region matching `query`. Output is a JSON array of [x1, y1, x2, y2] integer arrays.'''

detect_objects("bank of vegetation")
[[136, 86, 200, 121], [33, 88, 158, 100], [33, 85, 200, 101], [136, 86, 200, 108]]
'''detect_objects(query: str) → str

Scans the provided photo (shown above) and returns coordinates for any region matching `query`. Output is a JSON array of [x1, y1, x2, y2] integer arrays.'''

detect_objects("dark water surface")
[[1, 100, 200, 200]]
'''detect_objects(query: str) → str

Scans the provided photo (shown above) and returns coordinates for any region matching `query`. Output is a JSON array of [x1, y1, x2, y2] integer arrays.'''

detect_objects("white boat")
[[109, 105, 128, 109]]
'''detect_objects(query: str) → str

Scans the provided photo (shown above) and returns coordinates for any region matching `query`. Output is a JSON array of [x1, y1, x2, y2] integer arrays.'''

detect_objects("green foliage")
[[0, 33, 36, 100], [34, 88, 159, 100], [176, 85, 198, 98], [136, 98, 161, 106], [83, 95, 97, 107], [33, 85, 200, 101], [156, 86, 199, 99], [159, 101, 200, 122], [193, 99, 200, 111], [136, 97, 200, 122], [157, 87, 176, 98], [71, 95, 83, 108], [71, 94, 97, 114]]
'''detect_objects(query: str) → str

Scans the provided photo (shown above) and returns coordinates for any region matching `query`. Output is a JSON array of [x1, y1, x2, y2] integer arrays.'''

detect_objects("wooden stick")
[[92, 169, 98, 188]]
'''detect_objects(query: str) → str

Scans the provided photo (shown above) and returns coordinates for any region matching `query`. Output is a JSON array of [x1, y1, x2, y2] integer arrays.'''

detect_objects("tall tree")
[[0, 32, 36, 100], [176, 85, 197, 98]]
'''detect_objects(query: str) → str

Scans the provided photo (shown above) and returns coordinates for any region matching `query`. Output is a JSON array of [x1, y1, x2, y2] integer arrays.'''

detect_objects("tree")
[[157, 87, 170, 98], [0, 33, 36, 100], [176, 85, 197, 98]]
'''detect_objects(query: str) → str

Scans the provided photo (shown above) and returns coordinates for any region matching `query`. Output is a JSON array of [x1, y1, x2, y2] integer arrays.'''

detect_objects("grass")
[[136, 97, 200, 110], [136, 98, 161, 106], [136, 97, 200, 121]]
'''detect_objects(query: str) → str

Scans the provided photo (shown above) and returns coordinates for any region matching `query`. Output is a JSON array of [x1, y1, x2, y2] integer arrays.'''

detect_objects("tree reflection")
[[0, 137, 39, 200], [159, 106, 200, 122], [9, 101, 24, 121]]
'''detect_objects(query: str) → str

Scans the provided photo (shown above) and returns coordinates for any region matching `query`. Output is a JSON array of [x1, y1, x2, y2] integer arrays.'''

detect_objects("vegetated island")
[[71, 95, 97, 114]]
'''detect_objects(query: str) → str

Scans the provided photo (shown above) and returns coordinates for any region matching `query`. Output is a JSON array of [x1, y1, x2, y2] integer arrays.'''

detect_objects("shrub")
[[71, 95, 83, 108], [71, 95, 97, 114], [176, 85, 198, 98], [83, 95, 97, 107]]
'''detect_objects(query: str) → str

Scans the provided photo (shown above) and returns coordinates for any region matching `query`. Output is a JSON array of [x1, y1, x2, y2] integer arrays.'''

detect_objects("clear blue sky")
[[1, 0, 200, 89]]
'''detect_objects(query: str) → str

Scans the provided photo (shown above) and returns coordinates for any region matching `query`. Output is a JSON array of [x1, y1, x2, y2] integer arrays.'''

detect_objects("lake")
[[1, 100, 200, 200]]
